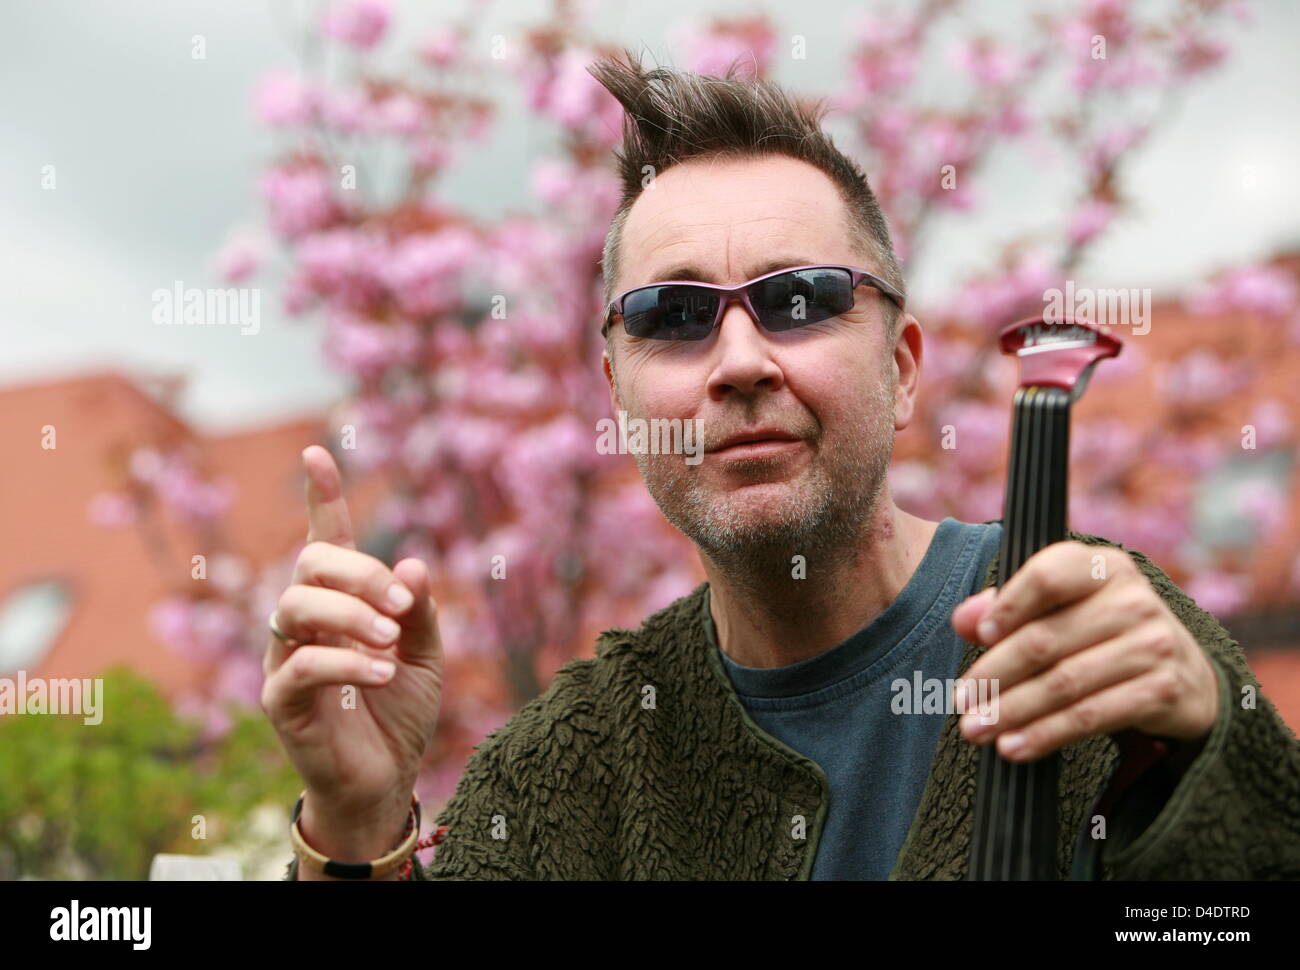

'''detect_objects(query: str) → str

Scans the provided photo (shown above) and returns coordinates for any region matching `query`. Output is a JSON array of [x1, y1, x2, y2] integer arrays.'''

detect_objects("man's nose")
[[706, 298, 784, 397]]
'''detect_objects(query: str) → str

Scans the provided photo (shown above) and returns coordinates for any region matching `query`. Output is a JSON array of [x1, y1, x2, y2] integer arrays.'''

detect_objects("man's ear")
[[603, 347, 620, 415], [893, 313, 924, 432]]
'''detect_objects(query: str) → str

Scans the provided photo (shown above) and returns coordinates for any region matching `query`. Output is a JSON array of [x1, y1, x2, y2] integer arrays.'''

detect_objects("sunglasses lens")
[[623, 285, 718, 340], [753, 268, 855, 331]]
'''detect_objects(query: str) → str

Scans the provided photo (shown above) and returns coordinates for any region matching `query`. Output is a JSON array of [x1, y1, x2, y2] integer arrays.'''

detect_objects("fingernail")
[[960, 713, 988, 739], [371, 660, 395, 681], [1000, 732, 1025, 755], [978, 619, 999, 645], [387, 583, 414, 612], [373, 616, 401, 643]]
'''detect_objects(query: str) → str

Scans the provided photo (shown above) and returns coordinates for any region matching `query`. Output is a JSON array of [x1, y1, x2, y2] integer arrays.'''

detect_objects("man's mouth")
[[707, 428, 803, 458]]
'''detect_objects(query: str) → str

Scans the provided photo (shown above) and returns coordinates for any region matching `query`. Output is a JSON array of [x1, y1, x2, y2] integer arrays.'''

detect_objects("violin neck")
[[967, 385, 1072, 880]]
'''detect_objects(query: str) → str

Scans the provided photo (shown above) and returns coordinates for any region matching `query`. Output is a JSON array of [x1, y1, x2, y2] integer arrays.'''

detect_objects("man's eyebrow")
[[643, 257, 821, 285]]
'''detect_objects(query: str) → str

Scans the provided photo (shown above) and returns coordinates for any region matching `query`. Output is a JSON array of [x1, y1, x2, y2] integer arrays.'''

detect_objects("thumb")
[[952, 586, 998, 643], [391, 557, 441, 662]]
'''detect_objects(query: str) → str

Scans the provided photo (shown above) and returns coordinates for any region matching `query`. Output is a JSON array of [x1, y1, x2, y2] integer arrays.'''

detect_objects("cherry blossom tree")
[[90, 0, 1298, 820]]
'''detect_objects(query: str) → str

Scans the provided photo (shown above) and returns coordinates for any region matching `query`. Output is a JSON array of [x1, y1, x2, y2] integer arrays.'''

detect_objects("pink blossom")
[[994, 100, 1031, 136], [323, 311, 421, 378], [1184, 571, 1250, 618], [419, 26, 461, 67], [430, 322, 473, 361], [322, 0, 390, 50], [513, 305, 578, 357], [1066, 199, 1115, 247], [1071, 496, 1128, 545], [863, 104, 915, 156], [529, 49, 624, 143], [375, 92, 426, 136], [1171, 26, 1229, 77], [421, 761, 467, 809], [199, 700, 234, 744], [462, 364, 550, 413], [156, 460, 234, 524], [254, 70, 319, 126], [321, 87, 372, 134], [281, 272, 314, 316], [944, 251, 1060, 332], [173, 693, 234, 743], [1084, 126, 1148, 173], [1089, 338, 1145, 385], [206, 553, 251, 595], [951, 39, 1023, 88], [214, 230, 266, 283], [919, 119, 974, 170], [1235, 479, 1289, 536], [846, 45, 918, 97], [956, 479, 1004, 524], [639, 568, 700, 615], [1073, 418, 1141, 470], [259, 164, 340, 240], [410, 137, 451, 171], [438, 415, 513, 473], [411, 488, 461, 532], [129, 448, 164, 483], [918, 333, 975, 386], [936, 401, 1007, 473], [296, 227, 388, 307], [214, 650, 264, 707], [382, 228, 479, 317], [150, 599, 231, 664], [1149, 434, 1227, 475], [671, 19, 775, 79], [1114, 496, 1192, 563], [1156, 350, 1249, 403], [1185, 265, 1298, 318], [1247, 398, 1292, 450], [888, 461, 941, 518], [531, 159, 583, 208], [87, 491, 137, 528]]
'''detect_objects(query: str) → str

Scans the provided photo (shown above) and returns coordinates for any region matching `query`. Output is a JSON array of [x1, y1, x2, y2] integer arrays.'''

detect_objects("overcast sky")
[[2, 0, 1297, 431]]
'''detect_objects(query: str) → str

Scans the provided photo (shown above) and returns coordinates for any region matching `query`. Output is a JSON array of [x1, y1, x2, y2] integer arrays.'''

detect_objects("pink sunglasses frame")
[[602, 263, 906, 339]]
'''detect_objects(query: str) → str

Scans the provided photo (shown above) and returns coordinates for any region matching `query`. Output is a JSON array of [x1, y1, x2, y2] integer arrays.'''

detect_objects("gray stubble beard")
[[626, 365, 898, 592]]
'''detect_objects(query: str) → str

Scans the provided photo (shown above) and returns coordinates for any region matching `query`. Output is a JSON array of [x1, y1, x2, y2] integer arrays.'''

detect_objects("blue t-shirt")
[[703, 516, 1003, 879]]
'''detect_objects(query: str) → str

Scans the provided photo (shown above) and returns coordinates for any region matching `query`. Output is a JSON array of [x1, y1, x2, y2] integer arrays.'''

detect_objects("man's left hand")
[[950, 541, 1219, 761]]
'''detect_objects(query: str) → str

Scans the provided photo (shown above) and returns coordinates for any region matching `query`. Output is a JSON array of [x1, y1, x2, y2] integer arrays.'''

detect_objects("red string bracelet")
[[399, 825, 449, 880]]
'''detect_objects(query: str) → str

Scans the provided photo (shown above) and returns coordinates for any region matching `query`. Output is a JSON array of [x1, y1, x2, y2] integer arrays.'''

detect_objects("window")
[[0, 581, 73, 674]]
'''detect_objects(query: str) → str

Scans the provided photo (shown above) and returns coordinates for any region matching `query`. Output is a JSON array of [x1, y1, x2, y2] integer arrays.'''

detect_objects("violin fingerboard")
[[967, 386, 1070, 880]]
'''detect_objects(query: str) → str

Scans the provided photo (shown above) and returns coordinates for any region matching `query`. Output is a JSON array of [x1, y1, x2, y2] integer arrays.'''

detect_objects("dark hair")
[[588, 47, 905, 344]]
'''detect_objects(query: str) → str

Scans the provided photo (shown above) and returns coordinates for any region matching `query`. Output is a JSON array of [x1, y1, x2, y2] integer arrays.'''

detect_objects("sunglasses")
[[603, 264, 906, 341]]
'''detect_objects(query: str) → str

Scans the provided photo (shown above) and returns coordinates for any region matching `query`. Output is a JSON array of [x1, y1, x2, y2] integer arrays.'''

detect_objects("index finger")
[[978, 541, 1110, 644], [302, 445, 355, 549]]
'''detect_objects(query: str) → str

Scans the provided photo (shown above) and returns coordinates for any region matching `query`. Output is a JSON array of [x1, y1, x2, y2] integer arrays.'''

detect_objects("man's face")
[[603, 155, 912, 571]]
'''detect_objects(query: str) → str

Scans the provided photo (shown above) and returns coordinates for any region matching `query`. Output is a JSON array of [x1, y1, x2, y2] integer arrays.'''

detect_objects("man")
[[271, 51, 1300, 881]]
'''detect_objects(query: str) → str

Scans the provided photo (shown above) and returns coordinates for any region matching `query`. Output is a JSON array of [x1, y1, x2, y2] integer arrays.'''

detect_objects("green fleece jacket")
[[283, 528, 1300, 880]]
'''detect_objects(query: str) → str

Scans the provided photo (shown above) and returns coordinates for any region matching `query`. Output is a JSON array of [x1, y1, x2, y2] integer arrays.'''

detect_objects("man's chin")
[[682, 495, 826, 553]]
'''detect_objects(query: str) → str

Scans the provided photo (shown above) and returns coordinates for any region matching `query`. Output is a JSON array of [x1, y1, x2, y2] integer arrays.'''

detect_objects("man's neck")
[[704, 501, 941, 669]]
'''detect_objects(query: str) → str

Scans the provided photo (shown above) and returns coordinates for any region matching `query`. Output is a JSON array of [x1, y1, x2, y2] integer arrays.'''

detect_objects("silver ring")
[[268, 611, 299, 647]]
